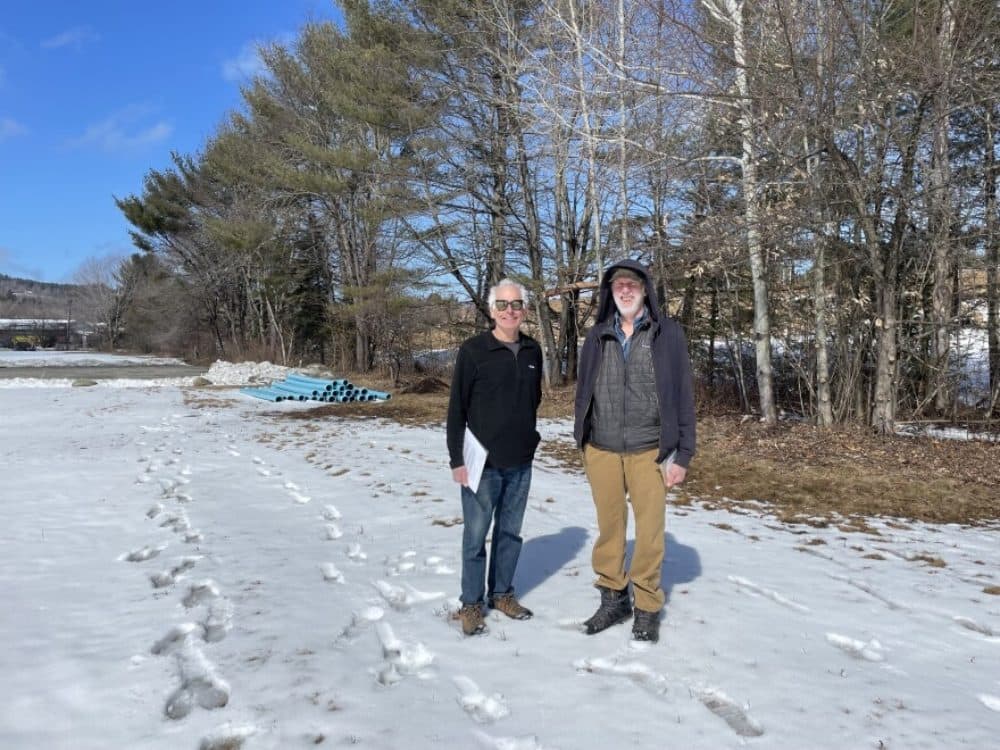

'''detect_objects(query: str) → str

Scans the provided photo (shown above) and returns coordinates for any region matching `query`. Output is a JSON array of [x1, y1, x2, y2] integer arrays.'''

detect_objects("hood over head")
[[596, 259, 661, 324]]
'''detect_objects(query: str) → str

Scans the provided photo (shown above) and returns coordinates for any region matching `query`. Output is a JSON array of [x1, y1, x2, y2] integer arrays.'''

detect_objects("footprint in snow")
[[452, 675, 510, 724], [158, 478, 179, 497], [256, 467, 272, 477], [123, 544, 167, 562], [149, 556, 200, 589], [374, 621, 435, 686], [226, 447, 240, 457], [183, 580, 221, 608], [147, 503, 164, 519], [202, 599, 234, 643], [555, 616, 592, 632], [372, 580, 445, 611], [695, 686, 765, 738], [386, 551, 418, 576], [164, 649, 231, 720], [198, 724, 256, 750], [728, 575, 810, 613], [347, 543, 367, 562], [290, 490, 311, 504], [424, 555, 455, 575], [472, 731, 545, 750], [574, 655, 762, 737], [338, 606, 386, 641], [832, 574, 908, 612], [183, 530, 204, 544], [323, 504, 342, 521], [284, 481, 301, 491], [160, 511, 191, 533], [321, 562, 346, 583], [252, 456, 264, 464], [150, 623, 198, 656], [979, 694, 1000, 712], [573, 656, 668, 694], [953, 616, 997, 637], [325, 523, 343, 540], [825, 632, 885, 661]]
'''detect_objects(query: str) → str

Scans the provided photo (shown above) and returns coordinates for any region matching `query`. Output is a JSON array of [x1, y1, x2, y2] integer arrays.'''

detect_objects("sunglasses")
[[494, 299, 525, 311]]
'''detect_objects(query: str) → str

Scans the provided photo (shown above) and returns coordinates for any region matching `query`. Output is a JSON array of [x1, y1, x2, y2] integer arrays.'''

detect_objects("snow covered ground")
[[0, 350, 188, 367], [2, 359, 999, 749]]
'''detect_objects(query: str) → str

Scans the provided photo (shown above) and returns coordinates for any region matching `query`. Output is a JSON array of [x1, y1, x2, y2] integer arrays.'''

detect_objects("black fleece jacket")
[[447, 330, 543, 470]]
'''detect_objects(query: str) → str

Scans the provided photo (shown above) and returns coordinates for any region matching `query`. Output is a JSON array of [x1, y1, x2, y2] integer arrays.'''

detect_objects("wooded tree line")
[[113, 0, 1000, 429]]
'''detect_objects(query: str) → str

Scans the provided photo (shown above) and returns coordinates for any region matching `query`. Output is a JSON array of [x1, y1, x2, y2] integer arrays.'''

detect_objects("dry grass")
[[688, 415, 1000, 526], [209, 377, 999, 527]]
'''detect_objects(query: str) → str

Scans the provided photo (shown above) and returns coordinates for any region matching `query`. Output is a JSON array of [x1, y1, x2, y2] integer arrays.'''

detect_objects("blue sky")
[[0, 1, 343, 283]]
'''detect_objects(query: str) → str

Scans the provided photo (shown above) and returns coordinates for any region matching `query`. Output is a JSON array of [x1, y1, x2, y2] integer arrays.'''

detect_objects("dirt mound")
[[400, 376, 449, 394]]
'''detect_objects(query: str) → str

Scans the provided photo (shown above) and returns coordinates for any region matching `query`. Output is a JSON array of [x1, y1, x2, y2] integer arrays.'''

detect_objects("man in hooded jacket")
[[574, 260, 696, 642]]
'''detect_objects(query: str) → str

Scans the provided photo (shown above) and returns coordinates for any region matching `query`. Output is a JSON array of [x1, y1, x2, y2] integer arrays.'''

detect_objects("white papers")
[[659, 449, 677, 486], [463, 427, 488, 493]]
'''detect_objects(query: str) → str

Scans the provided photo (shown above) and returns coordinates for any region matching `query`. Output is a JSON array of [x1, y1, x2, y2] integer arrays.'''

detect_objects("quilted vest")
[[589, 324, 660, 453]]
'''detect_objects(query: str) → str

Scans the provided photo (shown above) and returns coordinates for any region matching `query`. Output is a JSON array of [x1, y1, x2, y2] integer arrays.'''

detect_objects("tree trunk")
[[986, 104, 1000, 414], [515, 126, 559, 388], [813, 238, 834, 426], [928, 0, 955, 415], [728, 0, 776, 424], [568, 0, 603, 276]]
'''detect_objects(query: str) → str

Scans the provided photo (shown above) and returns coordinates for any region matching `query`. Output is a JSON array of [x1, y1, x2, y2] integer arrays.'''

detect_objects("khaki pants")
[[583, 444, 666, 612]]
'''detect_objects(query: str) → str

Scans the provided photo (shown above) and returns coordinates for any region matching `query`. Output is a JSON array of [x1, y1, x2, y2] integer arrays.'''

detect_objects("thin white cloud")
[[0, 117, 28, 141], [41, 26, 100, 51], [68, 106, 172, 153], [222, 33, 296, 83], [222, 41, 267, 82]]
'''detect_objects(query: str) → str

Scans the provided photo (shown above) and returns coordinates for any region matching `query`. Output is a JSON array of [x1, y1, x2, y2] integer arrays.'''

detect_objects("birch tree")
[[701, 0, 776, 423]]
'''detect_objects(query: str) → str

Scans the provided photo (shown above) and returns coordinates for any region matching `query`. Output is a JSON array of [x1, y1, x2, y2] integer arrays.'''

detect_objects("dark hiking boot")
[[632, 608, 660, 642], [459, 603, 487, 636], [583, 585, 632, 635], [489, 593, 533, 620]]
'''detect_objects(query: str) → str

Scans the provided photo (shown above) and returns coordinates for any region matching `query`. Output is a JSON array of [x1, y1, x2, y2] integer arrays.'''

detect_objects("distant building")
[[0, 318, 94, 349]]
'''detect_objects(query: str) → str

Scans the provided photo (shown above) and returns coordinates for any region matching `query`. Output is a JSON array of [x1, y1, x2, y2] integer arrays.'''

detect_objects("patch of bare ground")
[[182, 392, 240, 409], [250, 379, 999, 526], [688, 415, 1000, 526]]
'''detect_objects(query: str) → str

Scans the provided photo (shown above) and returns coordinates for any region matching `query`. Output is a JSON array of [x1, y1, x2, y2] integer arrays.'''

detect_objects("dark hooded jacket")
[[573, 259, 696, 468]]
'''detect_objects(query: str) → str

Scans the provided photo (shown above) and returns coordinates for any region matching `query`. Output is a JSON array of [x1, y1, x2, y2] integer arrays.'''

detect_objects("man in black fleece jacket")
[[447, 279, 543, 636]]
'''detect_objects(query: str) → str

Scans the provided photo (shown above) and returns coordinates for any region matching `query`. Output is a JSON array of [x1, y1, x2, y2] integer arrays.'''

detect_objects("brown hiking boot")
[[489, 593, 533, 620], [459, 603, 487, 636]]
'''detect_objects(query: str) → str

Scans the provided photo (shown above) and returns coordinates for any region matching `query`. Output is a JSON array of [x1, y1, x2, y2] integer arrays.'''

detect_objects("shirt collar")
[[614, 306, 647, 330]]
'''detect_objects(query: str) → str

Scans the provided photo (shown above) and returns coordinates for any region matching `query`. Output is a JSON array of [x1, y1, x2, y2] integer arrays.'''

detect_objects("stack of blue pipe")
[[240, 372, 392, 403]]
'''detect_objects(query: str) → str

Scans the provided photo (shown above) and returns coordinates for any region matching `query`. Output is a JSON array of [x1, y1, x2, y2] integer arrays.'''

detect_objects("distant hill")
[[0, 273, 84, 319]]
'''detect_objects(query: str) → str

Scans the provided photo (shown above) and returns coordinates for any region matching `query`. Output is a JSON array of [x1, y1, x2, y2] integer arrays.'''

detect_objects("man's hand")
[[662, 462, 687, 489], [452, 466, 469, 486]]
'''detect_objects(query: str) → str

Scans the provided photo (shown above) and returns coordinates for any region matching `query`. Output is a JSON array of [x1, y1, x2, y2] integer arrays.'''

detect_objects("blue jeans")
[[460, 462, 532, 605]]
